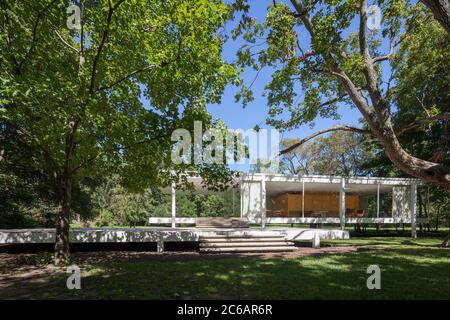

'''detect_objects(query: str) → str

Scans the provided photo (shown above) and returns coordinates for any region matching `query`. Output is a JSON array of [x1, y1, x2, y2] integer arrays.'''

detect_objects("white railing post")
[[261, 175, 266, 229], [171, 182, 176, 228], [410, 182, 417, 238], [377, 183, 380, 218], [339, 178, 346, 230], [302, 179, 305, 218]]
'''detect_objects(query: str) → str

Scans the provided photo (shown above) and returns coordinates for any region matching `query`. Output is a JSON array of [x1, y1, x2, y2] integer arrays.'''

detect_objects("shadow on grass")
[[2, 246, 449, 300]]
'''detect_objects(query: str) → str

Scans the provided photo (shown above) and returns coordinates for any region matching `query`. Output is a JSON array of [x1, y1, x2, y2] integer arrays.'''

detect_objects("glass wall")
[[357, 190, 393, 217], [175, 188, 240, 217]]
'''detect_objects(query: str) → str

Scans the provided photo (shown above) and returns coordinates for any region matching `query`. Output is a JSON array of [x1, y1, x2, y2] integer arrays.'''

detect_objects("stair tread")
[[200, 246, 296, 252], [199, 238, 287, 242], [199, 235, 285, 239], [200, 242, 294, 247], [196, 218, 250, 228], [198, 233, 294, 253]]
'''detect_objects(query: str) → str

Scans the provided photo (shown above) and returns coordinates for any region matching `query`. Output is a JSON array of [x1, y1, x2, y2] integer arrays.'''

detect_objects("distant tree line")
[[0, 172, 240, 228]]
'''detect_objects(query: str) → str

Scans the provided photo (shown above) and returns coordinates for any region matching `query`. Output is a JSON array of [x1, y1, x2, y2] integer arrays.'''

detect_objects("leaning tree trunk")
[[54, 169, 72, 265], [421, 0, 450, 34]]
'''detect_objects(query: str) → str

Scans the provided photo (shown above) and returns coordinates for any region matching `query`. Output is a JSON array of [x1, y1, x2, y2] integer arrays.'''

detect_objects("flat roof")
[[240, 173, 422, 185], [167, 173, 422, 193]]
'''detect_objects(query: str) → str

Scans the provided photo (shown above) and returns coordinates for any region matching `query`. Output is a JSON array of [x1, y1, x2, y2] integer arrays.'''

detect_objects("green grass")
[[321, 236, 444, 247], [2, 237, 449, 299]]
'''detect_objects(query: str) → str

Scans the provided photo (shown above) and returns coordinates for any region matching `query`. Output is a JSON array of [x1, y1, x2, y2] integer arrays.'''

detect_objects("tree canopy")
[[0, 0, 239, 263], [280, 131, 366, 176], [233, 0, 450, 188]]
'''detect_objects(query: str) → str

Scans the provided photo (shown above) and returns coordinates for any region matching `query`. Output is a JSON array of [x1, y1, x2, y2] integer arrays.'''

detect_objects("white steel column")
[[232, 188, 235, 216], [410, 182, 417, 238], [240, 184, 243, 218], [302, 180, 305, 218], [261, 175, 266, 229], [339, 178, 346, 230], [171, 182, 176, 228], [376, 183, 380, 218]]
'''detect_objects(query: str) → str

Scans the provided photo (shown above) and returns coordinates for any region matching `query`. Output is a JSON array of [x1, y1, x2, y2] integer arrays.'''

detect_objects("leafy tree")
[[89, 175, 154, 227], [280, 131, 366, 176], [0, 131, 94, 228], [358, 13, 450, 245], [233, 0, 450, 188], [172, 185, 240, 217], [0, 0, 237, 263], [279, 138, 315, 175]]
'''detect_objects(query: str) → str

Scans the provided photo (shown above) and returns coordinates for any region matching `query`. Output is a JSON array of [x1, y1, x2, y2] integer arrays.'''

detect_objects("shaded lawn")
[[1, 237, 449, 299], [321, 236, 445, 247]]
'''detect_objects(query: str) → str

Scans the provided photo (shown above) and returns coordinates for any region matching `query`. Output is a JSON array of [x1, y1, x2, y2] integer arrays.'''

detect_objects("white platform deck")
[[0, 227, 349, 249]]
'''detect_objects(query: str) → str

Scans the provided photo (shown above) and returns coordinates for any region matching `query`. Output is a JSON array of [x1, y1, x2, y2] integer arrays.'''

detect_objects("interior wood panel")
[[268, 192, 359, 217]]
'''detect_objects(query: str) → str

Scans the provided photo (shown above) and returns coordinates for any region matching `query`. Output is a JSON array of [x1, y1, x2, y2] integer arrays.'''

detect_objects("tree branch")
[[373, 55, 390, 63], [421, 0, 450, 34], [397, 112, 450, 136], [53, 28, 80, 53], [297, 50, 316, 62], [279, 125, 369, 155], [289, 0, 450, 188], [71, 130, 168, 174], [95, 36, 182, 92], [89, 0, 126, 93], [359, 0, 368, 58], [290, 0, 376, 123], [17, 0, 59, 73], [95, 64, 157, 92]]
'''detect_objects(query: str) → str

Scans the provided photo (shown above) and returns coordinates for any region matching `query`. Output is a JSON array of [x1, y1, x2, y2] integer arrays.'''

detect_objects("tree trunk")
[[376, 127, 450, 189], [421, 0, 450, 34], [54, 118, 78, 265], [54, 169, 72, 265]]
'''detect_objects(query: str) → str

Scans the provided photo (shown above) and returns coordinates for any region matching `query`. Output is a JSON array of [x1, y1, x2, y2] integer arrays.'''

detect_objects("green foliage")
[[90, 176, 154, 226], [0, 133, 93, 228], [0, 0, 237, 185], [176, 190, 240, 217], [0, 0, 240, 230], [232, 1, 445, 135], [0, 172, 56, 228], [360, 16, 450, 224], [69, 176, 241, 226], [280, 131, 366, 176]]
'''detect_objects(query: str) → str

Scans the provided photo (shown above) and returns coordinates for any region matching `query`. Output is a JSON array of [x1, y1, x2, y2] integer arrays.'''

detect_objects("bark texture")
[[421, 0, 450, 34], [54, 172, 72, 265], [54, 119, 78, 265]]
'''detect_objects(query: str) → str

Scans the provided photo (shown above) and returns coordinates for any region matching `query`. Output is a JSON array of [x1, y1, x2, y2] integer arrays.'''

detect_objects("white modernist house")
[[0, 173, 424, 251], [150, 173, 424, 237]]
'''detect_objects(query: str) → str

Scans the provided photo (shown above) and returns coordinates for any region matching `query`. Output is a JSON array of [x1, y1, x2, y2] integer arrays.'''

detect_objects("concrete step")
[[199, 233, 284, 239], [196, 217, 250, 228], [199, 237, 287, 243], [200, 246, 296, 253], [198, 232, 295, 253], [200, 241, 294, 247]]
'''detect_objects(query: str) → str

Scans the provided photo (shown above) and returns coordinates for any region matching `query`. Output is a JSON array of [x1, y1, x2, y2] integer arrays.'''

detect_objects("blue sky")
[[206, 0, 386, 171]]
